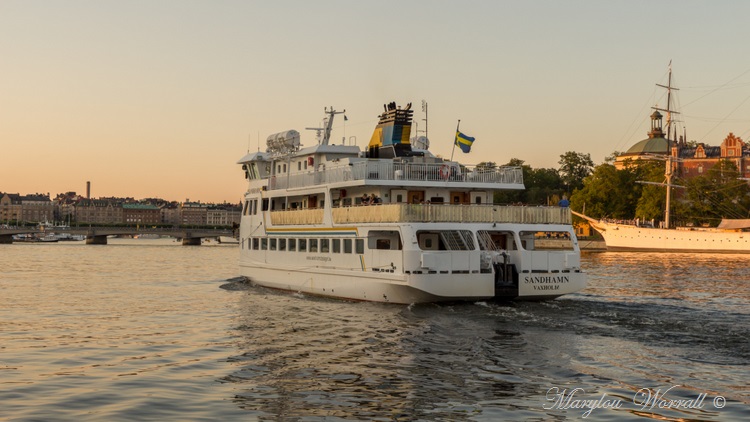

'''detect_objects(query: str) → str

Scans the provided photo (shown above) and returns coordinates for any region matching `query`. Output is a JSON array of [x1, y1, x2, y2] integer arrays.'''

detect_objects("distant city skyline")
[[3, 1, 750, 203]]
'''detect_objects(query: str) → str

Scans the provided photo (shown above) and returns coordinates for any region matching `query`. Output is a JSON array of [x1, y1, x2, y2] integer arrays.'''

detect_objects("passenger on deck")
[[361, 193, 370, 205]]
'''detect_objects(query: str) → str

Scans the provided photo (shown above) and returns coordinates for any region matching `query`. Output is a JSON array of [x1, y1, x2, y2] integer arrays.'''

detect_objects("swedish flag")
[[455, 131, 475, 153]]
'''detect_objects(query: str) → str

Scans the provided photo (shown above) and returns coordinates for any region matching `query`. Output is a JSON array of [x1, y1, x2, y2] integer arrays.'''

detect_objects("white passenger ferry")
[[237, 103, 586, 304]]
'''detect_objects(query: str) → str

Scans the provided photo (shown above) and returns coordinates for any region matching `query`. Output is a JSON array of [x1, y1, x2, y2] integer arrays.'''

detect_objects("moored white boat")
[[574, 211, 750, 253], [237, 103, 586, 304]]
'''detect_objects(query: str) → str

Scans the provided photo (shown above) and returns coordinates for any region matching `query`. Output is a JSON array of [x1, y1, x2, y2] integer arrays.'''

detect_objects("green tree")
[[634, 160, 668, 220], [570, 162, 645, 219], [558, 151, 594, 193], [494, 158, 532, 204], [525, 167, 564, 205], [681, 160, 750, 225], [475, 161, 497, 171]]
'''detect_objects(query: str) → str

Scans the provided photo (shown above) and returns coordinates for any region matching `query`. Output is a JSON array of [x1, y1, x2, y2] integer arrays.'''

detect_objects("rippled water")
[[1, 240, 748, 421]]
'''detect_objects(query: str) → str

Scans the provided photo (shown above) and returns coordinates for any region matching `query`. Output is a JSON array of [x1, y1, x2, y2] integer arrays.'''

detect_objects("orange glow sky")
[[3, 1, 750, 203]]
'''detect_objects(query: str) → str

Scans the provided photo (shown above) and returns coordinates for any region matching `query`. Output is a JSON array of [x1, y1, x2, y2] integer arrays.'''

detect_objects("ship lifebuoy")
[[440, 164, 450, 180]]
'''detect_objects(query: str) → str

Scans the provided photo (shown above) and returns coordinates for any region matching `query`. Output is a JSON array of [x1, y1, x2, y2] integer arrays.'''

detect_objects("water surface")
[[1, 241, 748, 420]]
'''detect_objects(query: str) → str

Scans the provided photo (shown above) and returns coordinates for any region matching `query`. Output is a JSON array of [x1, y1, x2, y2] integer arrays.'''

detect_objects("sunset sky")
[[3, 1, 750, 203]]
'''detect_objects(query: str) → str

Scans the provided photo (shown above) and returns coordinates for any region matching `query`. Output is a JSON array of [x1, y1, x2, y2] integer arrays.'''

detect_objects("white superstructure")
[[237, 104, 586, 304]]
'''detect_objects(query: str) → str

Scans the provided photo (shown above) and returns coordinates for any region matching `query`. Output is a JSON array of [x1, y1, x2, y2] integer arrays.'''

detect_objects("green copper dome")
[[624, 137, 669, 155]]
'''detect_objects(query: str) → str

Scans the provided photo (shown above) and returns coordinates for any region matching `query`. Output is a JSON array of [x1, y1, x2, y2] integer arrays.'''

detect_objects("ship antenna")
[[306, 106, 345, 145]]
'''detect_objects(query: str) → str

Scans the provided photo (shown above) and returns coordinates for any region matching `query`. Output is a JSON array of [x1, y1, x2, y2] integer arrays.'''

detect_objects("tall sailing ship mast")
[[652, 62, 680, 229]]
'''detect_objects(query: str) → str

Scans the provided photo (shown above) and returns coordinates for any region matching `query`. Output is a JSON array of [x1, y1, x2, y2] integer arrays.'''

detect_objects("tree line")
[[482, 152, 750, 227]]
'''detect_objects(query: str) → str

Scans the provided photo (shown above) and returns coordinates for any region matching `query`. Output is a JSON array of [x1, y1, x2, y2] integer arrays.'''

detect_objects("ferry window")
[[309, 239, 318, 252], [243, 201, 249, 215], [298, 162, 301, 171], [283, 164, 287, 173], [520, 230, 573, 251], [368, 230, 402, 250], [396, 194, 403, 202], [299, 238, 307, 252], [344, 238, 352, 253], [416, 230, 474, 251], [262, 199, 269, 211], [279, 238, 286, 251], [430, 197, 444, 203], [270, 238, 277, 251], [288, 238, 296, 251], [475, 196, 482, 204], [277, 165, 281, 174], [477, 231, 515, 251], [332, 238, 341, 253], [261, 238, 268, 250], [304, 160, 308, 170], [320, 239, 330, 253], [355, 238, 364, 254], [252, 238, 259, 250], [343, 198, 352, 206], [419, 233, 438, 250]]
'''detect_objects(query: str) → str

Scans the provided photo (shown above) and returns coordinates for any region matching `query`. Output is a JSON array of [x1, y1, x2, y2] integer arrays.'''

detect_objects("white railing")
[[330, 204, 571, 225], [270, 208, 324, 225], [267, 204, 570, 226], [267, 161, 523, 190]]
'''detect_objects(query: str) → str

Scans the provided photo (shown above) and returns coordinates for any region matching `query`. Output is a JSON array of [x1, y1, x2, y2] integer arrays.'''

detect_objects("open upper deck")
[[267, 160, 524, 191]]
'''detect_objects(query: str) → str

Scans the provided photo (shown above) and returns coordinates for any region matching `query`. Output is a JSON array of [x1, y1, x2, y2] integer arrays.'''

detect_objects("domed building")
[[614, 111, 750, 180], [614, 111, 670, 169]]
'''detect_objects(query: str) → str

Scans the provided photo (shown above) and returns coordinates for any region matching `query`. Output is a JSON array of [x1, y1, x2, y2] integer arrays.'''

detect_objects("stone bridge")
[[0, 226, 235, 245]]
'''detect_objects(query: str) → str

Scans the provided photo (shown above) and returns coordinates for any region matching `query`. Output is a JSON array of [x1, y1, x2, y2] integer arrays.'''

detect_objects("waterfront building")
[[122, 203, 161, 225], [74, 198, 124, 224], [0, 193, 53, 224], [207, 204, 241, 226], [160, 203, 181, 225], [180, 201, 207, 225]]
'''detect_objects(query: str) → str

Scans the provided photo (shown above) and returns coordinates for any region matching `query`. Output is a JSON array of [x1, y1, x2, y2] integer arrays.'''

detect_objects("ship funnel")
[[367, 102, 415, 158]]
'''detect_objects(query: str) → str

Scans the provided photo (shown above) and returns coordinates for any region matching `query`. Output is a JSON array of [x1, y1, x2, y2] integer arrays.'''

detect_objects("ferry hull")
[[239, 263, 490, 304], [240, 261, 586, 304]]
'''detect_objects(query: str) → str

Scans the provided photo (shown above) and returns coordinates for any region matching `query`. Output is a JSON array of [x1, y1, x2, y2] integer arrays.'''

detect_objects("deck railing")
[[268, 204, 571, 226], [268, 161, 523, 190], [270, 208, 324, 225]]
